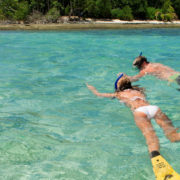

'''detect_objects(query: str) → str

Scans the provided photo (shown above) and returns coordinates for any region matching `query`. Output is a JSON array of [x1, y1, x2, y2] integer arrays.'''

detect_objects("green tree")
[[146, 7, 157, 20], [119, 5, 133, 20], [65, 5, 70, 16], [14, 1, 29, 20], [111, 8, 121, 18], [111, 5, 133, 20], [155, 0, 177, 21], [28, 0, 46, 14], [172, 0, 180, 18], [131, 0, 148, 19], [86, 0, 99, 18], [74, 0, 87, 17], [0, 8, 5, 20], [96, 0, 112, 18], [0, 0, 180, 22], [162, 0, 174, 14], [0, 0, 18, 20], [46, 7, 60, 22]]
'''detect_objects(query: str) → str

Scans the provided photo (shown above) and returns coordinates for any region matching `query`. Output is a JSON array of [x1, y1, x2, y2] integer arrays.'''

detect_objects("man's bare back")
[[140, 63, 178, 80], [127, 55, 180, 83]]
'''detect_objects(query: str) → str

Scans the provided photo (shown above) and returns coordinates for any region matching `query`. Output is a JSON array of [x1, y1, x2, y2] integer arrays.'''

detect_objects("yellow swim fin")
[[151, 151, 180, 180]]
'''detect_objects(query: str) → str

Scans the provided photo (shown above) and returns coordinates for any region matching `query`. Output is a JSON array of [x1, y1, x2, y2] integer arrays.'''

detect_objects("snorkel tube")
[[139, 52, 142, 56], [115, 73, 123, 90]]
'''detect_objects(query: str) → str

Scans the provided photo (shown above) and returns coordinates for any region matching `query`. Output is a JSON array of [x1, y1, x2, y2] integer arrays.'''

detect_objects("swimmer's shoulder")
[[115, 90, 129, 99], [142, 63, 157, 73]]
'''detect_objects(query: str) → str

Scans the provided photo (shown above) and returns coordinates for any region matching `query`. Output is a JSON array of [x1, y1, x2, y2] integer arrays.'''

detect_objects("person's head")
[[133, 55, 149, 70], [115, 73, 132, 92], [114, 73, 145, 94]]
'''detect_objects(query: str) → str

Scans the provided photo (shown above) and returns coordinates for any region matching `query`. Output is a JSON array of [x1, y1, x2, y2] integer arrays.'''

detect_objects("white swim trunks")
[[134, 105, 159, 119]]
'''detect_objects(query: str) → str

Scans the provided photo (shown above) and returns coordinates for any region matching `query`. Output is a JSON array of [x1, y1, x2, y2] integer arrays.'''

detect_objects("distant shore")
[[1, 20, 180, 30]]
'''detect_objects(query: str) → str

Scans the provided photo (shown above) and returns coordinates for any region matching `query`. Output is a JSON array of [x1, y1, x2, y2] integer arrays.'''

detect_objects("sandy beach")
[[0, 20, 180, 30]]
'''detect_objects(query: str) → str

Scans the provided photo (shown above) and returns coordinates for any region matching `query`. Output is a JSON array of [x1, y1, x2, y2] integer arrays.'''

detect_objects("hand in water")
[[86, 83, 96, 91]]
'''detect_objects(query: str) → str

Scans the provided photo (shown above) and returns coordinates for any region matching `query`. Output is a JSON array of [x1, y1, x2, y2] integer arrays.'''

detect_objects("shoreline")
[[1, 20, 180, 30]]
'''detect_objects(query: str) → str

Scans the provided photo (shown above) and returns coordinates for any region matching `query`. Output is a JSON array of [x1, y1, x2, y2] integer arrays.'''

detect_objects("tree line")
[[0, 0, 180, 23]]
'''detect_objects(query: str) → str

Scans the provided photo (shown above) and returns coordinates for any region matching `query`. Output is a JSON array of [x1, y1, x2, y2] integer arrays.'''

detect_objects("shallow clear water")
[[0, 29, 180, 180]]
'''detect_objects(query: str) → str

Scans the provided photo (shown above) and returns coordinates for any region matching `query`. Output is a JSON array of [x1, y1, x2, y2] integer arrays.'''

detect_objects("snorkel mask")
[[115, 73, 123, 90]]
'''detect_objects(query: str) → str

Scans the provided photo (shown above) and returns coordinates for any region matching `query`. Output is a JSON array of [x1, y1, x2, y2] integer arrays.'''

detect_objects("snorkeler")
[[86, 73, 180, 157], [123, 53, 180, 85]]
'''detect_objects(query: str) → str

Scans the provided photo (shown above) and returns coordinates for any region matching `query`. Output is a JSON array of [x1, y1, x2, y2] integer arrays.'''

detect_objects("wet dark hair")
[[115, 75, 145, 94], [116, 81, 132, 92], [133, 56, 149, 69]]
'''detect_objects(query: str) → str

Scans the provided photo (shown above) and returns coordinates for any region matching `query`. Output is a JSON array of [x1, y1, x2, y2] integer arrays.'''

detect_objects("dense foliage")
[[0, 0, 179, 22]]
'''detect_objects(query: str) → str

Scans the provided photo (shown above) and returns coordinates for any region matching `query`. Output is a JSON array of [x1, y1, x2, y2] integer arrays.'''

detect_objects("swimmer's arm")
[[86, 84, 116, 98], [127, 71, 146, 82]]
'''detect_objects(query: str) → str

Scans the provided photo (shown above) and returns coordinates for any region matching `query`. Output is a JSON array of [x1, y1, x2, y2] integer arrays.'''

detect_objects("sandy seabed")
[[0, 20, 180, 30]]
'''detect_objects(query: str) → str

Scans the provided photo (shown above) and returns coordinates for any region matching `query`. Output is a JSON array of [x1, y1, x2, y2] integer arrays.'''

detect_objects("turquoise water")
[[0, 29, 180, 180]]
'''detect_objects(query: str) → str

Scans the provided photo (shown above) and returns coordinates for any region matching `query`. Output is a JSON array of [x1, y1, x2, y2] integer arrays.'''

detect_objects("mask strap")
[[115, 73, 123, 90]]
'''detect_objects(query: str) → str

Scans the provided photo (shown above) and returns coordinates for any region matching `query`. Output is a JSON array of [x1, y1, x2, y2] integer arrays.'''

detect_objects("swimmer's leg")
[[134, 111, 160, 153], [154, 109, 180, 142], [175, 75, 180, 91], [176, 75, 180, 85]]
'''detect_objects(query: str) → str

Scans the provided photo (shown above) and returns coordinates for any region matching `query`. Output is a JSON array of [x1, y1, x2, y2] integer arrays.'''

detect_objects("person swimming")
[[86, 73, 180, 157], [121, 53, 180, 86]]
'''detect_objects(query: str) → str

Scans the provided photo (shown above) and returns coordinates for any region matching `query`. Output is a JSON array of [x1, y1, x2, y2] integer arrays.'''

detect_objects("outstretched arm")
[[124, 70, 146, 82], [86, 83, 116, 98]]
